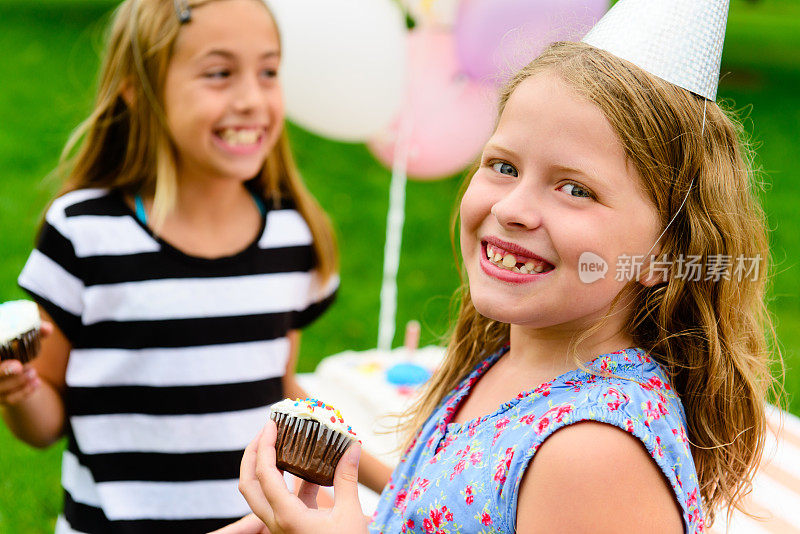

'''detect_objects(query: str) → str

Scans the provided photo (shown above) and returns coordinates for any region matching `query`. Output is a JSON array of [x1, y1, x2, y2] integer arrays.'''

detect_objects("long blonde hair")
[[402, 41, 779, 525], [53, 0, 337, 281]]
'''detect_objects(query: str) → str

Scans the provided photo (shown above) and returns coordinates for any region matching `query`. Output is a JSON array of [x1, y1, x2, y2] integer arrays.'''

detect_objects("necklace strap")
[[134, 194, 147, 225]]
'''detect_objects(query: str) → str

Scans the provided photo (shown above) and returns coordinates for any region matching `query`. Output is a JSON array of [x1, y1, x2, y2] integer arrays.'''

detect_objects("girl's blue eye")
[[560, 183, 593, 199], [262, 69, 278, 78], [491, 162, 518, 177]]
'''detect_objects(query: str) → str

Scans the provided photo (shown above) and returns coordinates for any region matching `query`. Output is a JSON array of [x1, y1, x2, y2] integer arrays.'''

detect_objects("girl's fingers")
[[40, 321, 54, 337], [0, 359, 24, 379], [239, 513, 271, 534], [3, 376, 40, 405], [240, 428, 276, 526], [296, 480, 319, 510], [0, 383, 27, 404], [0, 364, 37, 401], [332, 442, 363, 514], [254, 420, 298, 512]]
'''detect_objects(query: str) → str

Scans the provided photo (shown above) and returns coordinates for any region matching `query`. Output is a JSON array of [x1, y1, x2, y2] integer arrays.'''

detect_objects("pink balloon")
[[455, 0, 608, 85], [368, 29, 497, 180]]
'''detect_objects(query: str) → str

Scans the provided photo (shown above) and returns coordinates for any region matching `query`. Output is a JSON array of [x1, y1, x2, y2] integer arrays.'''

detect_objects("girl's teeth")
[[485, 244, 550, 274], [221, 129, 259, 146]]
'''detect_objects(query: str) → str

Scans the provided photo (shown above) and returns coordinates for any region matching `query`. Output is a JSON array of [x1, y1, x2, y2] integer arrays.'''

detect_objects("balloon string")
[[378, 113, 413, 351]]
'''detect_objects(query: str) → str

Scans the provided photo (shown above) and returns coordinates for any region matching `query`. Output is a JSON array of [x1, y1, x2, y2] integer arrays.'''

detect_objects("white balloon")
[[266, 0, 407, 142]]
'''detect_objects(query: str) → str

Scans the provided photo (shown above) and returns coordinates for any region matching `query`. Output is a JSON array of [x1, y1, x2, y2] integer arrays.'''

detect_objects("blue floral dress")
[[370, 347, 704, 533]]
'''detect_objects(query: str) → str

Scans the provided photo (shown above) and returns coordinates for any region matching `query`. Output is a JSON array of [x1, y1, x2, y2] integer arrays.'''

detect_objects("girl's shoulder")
[[41, 188, 157, 259], [46, 188, 116, 224], [506, 350, 703, 531], [516, 419, 688, 533]]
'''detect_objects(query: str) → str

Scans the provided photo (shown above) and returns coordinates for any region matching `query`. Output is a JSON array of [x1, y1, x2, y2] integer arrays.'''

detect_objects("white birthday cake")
[[297, 345, 445, 462]]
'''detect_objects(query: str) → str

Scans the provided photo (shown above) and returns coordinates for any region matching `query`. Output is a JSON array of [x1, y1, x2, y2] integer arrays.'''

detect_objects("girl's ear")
[[120, 78, 136, 108], [638, 249, 665, 288], [639, 270, 663, 288]]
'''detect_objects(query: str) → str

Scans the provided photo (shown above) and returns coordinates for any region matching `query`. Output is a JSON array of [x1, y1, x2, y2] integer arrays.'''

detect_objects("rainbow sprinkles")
[[271, 397, 358, 439]]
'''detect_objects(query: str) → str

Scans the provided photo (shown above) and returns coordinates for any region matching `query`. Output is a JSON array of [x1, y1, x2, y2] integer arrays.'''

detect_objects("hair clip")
[[173, 0, 191, 23]]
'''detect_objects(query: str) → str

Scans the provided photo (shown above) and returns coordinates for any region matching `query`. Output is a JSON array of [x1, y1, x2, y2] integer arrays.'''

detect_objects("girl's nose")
[[232, 75, 263, 113], [491, 185, 543, 231]]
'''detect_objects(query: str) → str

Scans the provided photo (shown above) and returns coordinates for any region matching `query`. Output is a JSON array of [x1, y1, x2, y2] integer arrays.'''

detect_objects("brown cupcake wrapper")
[[270, 411, 353, 486], [0, 328, 41, 364]]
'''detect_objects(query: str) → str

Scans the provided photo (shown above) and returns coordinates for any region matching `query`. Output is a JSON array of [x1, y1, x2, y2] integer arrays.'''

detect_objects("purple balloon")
[[455, 0, 608, 85]]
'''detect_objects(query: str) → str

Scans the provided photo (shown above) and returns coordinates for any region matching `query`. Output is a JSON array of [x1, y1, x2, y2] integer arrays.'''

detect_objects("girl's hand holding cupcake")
[[239, 420, 369, 534], [0, 318, 52, 407]]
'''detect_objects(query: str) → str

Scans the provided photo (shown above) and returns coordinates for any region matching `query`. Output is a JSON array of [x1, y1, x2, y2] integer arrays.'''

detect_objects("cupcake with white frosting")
[[270, 398, 358, 486], [0, 300, 42, 363]]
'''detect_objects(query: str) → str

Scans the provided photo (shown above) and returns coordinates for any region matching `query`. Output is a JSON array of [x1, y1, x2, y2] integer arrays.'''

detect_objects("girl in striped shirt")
[[1, 1, 389, 532]]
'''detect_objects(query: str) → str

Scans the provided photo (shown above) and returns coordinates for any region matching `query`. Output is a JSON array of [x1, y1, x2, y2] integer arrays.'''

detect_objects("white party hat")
[[582, 0, 729, 100]]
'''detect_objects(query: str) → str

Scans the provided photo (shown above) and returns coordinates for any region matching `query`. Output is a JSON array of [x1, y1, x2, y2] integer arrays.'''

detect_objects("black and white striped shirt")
[[18, 188, 337, 533]]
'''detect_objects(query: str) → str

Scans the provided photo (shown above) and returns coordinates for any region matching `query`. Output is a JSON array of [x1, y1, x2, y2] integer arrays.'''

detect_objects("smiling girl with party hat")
[[237, 1, 779, 532]]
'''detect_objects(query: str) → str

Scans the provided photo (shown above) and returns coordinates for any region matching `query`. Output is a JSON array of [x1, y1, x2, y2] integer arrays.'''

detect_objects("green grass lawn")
[[0, 0, 799, 531]]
